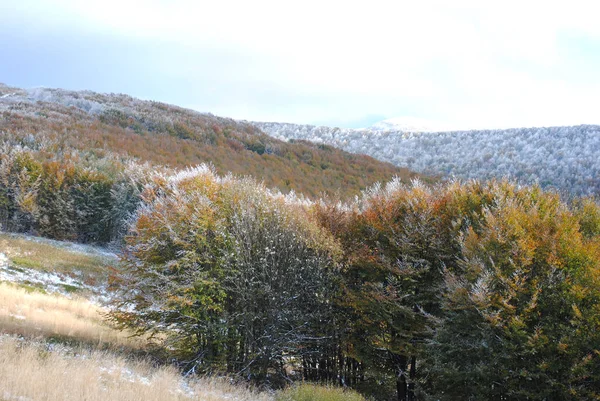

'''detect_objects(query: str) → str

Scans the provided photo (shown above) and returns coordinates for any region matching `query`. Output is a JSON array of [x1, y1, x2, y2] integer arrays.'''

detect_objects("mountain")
[[0, 84, 424, 199], [367, 116, 452, 132], [254, 121, 600, 196]]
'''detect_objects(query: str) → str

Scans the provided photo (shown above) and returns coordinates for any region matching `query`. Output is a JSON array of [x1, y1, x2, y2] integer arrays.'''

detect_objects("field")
[[0, 282, 142, 348], [0, 232, 114, 278], [0, 335, 270, 401], [0, 233, 271, 401]]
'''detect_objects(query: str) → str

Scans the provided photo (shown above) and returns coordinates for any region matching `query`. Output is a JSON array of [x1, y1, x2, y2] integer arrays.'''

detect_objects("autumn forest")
[[1, 85, 599, 400]]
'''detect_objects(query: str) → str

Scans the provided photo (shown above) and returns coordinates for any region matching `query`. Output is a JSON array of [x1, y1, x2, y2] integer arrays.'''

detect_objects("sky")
[[1, 0, 600, 129]]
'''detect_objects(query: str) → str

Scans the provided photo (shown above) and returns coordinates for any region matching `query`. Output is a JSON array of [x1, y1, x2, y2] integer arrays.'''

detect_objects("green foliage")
[[245, 140, 266, 155]]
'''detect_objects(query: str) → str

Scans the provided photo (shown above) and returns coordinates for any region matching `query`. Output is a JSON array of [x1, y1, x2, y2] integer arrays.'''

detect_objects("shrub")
[[109, 166, 340, 384]]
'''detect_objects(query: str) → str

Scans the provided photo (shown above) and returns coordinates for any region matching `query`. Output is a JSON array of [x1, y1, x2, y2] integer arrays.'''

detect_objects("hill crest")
[[0, 83, 424, 199]]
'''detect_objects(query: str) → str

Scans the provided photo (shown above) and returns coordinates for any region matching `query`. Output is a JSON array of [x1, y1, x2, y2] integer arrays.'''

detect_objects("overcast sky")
[[1, 0, 600, 129]]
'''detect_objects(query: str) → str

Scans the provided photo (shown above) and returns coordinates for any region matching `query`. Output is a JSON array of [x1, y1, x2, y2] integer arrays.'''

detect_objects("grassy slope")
[[0, 336, 270, 401], [0, 234, 132, 347], [0, 233, 115, 295], [0, 236, 362, 401], [0, 233, 113, 276], [0, 282, 143, 349], [0, 83, 428, 199], [0, 235, 269, 400]]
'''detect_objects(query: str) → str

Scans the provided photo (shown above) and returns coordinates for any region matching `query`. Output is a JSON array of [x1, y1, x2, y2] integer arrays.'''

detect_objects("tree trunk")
[[408, 356, 416, 401], [397, 372, 407, 401]]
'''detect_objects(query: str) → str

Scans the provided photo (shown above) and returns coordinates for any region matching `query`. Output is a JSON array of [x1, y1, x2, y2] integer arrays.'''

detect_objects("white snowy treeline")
[[254, 122, 600, 196]]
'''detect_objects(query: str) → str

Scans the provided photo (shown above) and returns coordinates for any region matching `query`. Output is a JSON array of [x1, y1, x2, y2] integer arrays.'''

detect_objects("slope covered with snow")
[[367, 116, 452, 132], [254, 122, 600, 196]]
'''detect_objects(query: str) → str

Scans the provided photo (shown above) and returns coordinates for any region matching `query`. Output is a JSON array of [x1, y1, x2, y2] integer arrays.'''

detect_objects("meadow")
[[0, 233, 365, 401]]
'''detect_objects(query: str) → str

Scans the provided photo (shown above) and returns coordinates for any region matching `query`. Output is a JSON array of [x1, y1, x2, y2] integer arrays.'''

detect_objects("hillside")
[[0, 227, 366, 401], [1, 151, 599, 401], [0, 83, 422, 199], [0, 233, 274, 401], [255, 121, 600, 196]]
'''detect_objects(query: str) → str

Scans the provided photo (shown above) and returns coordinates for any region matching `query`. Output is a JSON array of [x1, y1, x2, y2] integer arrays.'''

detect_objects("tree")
[[109, 166, 339, 385], [426, 186, 600, 400], [0, 150, 41, 232]]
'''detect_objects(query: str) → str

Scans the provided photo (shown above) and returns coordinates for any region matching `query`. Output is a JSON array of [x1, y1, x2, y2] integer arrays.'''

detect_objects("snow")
[[0, 262, 110, 302], [0, 234, 116, 303], [368, 116, 454, 132], [99, 366, 152, 387], [4, 233, 118, 259], [255, 121, 600, 196]]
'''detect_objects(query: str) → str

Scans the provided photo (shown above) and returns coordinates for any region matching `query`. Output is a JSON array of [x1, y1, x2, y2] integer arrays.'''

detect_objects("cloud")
[[2, 0, 600, 128]]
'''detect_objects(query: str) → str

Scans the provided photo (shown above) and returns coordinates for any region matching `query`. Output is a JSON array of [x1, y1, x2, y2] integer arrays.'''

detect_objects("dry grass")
[[275, 383, 367, 401], [0, 282, 143, 349], [0, 233, 114, 278], [0, 335, 272, 401], [0, 236, 347, 401], [0, 249, 272, 401]]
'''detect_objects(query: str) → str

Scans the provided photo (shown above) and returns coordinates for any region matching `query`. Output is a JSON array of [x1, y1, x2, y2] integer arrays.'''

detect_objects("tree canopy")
[[107, 171, 600, 400]]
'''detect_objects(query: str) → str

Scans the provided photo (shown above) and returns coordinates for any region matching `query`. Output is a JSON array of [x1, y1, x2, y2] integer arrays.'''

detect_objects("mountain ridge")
[[367, 116, 454, 132], [0, 83, 424, 199], [254, 120, 600, 196]]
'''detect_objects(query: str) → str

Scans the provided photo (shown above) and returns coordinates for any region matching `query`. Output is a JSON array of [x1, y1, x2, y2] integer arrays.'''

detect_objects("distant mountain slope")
[[255, 121, 600, 196], [0, 84, 423, 199], [367, 116, 452, 132]]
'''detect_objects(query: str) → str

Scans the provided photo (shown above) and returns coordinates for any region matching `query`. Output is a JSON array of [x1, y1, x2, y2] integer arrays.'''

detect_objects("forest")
[[1, 129, 599, 400], [0, 84, 420, 199], [1, 85, 599, 400], [257, 121, 600, 197]]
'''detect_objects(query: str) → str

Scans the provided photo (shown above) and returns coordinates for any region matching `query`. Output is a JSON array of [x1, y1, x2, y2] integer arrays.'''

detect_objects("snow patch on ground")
[[0, 253, 8, 269], [4, 232, 118, 259], [0, 260, 111, 303], [0, 232, 118, 302]]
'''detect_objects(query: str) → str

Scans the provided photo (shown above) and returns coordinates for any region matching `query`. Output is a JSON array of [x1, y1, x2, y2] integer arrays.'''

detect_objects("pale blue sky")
[[1, 0, 600, 129]]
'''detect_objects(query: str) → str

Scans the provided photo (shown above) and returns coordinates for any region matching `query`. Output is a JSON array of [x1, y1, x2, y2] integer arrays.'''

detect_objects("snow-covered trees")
[[0, 135, 151, 244], [0, 85, 409, 199], [109, 167, 340, 384], [2, 106, 598, 398], [0, 149, 40, 233], [425, 185, 600, 400], [256, 122, 600, 196]]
